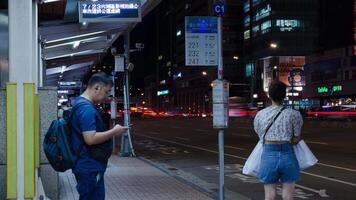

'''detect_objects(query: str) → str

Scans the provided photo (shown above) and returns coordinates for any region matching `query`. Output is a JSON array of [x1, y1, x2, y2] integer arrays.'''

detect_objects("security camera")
[[110, 47, 117, 56]]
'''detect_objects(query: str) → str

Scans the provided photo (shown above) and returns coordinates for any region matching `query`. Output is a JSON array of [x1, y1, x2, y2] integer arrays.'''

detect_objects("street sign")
[[213, 1, 225, 17], [212, 79, 229, 129], [78, 0, 141, 23], [185, 16, 218, 66], [115, 56, 125, 72]]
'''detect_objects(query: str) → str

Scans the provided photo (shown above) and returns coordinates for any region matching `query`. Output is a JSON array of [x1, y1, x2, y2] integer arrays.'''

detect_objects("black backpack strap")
[[69, 101, 91, 157], [262, 107, 286, 144]]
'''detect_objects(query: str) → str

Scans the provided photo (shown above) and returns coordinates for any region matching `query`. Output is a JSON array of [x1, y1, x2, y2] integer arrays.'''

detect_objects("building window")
[[276, 19, 301, 31], [252, 25, 259, 36], [261, 20, 271, 34], [244, 0, 250, 13], [244, 15, 250, 27], [252, 0, 262, 7], [244, 30, 250, 40], [253, 4, 271, 21], [245, 63, 254, 77]]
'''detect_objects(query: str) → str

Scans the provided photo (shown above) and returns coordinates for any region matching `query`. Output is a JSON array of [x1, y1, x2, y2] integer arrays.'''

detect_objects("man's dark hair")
[[87, 72, 113, 88], [268, 80, 286, 103]]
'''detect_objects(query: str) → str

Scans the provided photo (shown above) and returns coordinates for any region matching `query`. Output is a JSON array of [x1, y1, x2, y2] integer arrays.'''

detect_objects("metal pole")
[[120, 32, 135, 157], [217, 16, 224, 200], [38, 38, 44, 88], [111, 74, 116, 153], [155, 6, 160, 113], [292, 79, 294, 109]]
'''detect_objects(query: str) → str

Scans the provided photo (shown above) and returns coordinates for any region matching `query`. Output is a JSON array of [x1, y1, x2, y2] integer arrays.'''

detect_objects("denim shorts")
[[258, 143, 300, 184]]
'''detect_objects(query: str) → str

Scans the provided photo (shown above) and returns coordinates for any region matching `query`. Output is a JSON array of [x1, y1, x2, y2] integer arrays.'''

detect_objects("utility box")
[[212, 79, 229, 129]]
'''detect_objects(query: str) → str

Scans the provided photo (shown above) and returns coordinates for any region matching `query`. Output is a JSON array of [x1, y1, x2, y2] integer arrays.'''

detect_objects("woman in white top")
[[254, 80, 303, 200]]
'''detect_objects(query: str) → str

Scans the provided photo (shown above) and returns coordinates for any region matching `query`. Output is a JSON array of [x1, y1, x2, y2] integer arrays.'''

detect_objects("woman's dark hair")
[[87, 72, 113, 88], [268, 80, 286, 103]]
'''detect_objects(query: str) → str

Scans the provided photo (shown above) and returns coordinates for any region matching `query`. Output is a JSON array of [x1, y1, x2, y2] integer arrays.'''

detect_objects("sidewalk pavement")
[[59, 156, 214, 200]]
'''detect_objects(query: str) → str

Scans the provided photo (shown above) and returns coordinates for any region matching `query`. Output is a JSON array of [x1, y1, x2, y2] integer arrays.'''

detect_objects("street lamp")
[[270, 42, 278, 48], [202, 71, 207, 76]]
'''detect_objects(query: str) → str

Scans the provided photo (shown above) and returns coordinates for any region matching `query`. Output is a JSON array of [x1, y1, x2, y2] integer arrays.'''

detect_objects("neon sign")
[[317, 85, 342, 94]]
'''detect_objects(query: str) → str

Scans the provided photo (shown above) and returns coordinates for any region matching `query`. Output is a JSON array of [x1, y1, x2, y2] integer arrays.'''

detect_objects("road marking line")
[[316, 163, 356, 173], [295, 184, 329, 198], [175, 137, 190, 141], [224, 145, 245, 151], [306, 141, 328, 145], [135, 134, 356, 187], [301, 171, 356, 187], [232, 133, 253, 137]]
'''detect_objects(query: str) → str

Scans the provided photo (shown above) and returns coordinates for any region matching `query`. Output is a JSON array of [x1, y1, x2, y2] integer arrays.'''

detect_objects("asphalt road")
[[128, 117, 356, 200]]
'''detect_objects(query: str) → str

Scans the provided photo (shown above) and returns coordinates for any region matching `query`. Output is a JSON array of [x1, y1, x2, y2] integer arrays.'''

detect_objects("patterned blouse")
[[253, 105, 303, 141]]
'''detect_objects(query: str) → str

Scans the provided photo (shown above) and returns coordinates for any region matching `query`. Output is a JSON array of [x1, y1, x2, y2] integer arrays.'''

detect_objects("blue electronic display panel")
[[79, 0, 141, 23], [185, 17, 218, 34]]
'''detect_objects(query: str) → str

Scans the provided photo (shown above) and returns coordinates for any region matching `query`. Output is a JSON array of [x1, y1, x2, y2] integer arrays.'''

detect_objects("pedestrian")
[[253, 80, 303, 200], [58, 101, 70, 119], [70, 72, 128, 200]]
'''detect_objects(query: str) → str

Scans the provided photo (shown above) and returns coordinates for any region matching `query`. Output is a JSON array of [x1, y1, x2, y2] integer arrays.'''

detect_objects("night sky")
[[103, 8, 157, 90], [129, 10, 157, 90]]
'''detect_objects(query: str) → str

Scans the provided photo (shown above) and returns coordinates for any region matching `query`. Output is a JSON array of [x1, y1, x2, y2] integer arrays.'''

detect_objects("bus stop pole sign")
[[213, 1, 225, 17]]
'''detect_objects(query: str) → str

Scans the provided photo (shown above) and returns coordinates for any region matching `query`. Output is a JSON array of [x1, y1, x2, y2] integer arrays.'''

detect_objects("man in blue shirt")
[[71, 72, 128, 200]]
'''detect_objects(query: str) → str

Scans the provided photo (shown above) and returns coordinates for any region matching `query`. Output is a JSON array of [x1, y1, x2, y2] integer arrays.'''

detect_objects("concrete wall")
[[39, 87, 59, 200], [0, 87, 59, 200]]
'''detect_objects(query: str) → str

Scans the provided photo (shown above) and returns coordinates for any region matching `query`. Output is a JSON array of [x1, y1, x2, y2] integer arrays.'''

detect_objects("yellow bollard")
[[24, 83, 35, 198], [6, 83, 17, 199]]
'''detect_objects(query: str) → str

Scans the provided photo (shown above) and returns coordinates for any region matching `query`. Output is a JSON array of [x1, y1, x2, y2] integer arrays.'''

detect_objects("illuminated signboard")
[[157, 90, 169, 96], [317, 85, 342, 94], [79, 1, 141, 23]]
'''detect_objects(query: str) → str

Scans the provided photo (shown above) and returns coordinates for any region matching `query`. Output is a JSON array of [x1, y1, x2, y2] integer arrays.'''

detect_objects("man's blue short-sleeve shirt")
[[71, 96, 107, 172]]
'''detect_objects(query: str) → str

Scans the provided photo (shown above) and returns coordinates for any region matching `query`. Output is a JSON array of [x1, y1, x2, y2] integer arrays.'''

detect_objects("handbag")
[[242, 141, 263, 176], [242, 107, 285, 176], [293, 140, 318, 170]]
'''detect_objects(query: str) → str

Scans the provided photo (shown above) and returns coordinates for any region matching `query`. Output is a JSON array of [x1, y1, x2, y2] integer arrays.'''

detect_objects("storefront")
[[302, 80, 356, 110]]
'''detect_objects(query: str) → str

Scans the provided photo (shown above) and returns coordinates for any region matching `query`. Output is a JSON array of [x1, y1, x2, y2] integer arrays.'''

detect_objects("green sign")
[[317, 85, 342, 93], [332, 85, 342, 92], [317, 86, 328, 93], [157, 90, 169, 96]]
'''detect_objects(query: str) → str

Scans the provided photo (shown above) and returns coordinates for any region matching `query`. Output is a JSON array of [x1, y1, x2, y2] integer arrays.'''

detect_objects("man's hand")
[[83, 124, 129, 145], [111, 124, 129, 135]]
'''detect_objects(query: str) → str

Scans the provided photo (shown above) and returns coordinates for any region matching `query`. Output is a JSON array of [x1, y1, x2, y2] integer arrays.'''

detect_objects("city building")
[[302, 0, 356, 111], [243, 0, 318, 107], [144, 0, 244, 115]]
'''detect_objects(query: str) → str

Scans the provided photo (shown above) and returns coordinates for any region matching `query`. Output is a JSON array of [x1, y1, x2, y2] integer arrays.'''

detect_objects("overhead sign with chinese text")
[[185, 16, 218, 66], [79, 1, 141, 23]]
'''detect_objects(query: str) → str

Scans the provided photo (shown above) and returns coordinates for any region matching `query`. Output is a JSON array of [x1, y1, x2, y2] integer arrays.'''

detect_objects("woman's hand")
[[292, 135, 301, 144]]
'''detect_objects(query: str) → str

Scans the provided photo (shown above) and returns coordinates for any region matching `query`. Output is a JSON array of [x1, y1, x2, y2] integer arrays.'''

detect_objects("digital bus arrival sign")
[[79, 1, 141, 23]]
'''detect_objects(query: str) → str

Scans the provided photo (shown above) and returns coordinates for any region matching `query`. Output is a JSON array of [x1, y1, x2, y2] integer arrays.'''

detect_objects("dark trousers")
[[74, 171, 105, 200]]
